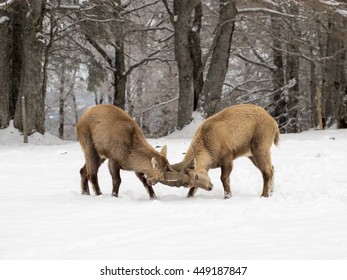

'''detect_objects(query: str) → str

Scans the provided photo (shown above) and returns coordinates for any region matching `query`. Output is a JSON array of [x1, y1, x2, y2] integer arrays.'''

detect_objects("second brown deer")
[[167, 104, 280, 199]]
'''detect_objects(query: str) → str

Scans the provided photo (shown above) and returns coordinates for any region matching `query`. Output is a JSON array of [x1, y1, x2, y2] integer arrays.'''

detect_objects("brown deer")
[[168, 104, 279, 199], [76, 104, 182, 199]]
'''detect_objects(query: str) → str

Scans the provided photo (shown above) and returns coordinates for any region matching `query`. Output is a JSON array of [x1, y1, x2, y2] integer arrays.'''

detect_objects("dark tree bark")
[[13, 0, 46, 134], [198, 0, 237, 118], [189, 2, 203, 110], [322, 19, 347, 128], [285, 2, 300, 133], [113, 40, 126, 109], [335, 1, 347, 128], [10, 3, 24, 120], [270, 14, 287, 132], [309, 46, 318, 128], [167, 0, 200, 129], [58, 64, 66, 139], [0, 7, 11, 128], [86, 34, 127, 110]]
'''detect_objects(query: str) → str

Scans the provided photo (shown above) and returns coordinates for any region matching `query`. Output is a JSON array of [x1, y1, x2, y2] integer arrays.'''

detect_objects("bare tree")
[[163, 0, 201, 129], [322, 6, 347, 128], [285, 1, 300, 133], [0, 0, 46, 134], [198, 0, 237, 117], [14, 0, 46, 134], [0, 5, 11, 128], [2, 0, 346, 139]]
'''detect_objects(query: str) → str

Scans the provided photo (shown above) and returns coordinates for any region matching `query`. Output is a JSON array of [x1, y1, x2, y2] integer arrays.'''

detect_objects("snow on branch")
[[142, 96, 178, 114], [319, 0, 347, 7], [233, 78, 296, 104], [323, 1, 347, 16], [121, 0, 160, 17], [0, 0, 15, 9], [336, 9, 347, 16], [45, 2, 96, 11], [319, 0, 347, 17], [234, 52, 277, 71], [126, 50, 168, 76], [260, 0, 279, 7], [0, 16, 9, 23], [238, 7, 306, 20]]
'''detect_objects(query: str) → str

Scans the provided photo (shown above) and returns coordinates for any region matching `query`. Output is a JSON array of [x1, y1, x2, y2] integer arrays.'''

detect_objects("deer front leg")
[[220, 160, 233, 199], [108, 160, 121, 197], [135, 172, 157, 200], [187, 187, 198, 198]]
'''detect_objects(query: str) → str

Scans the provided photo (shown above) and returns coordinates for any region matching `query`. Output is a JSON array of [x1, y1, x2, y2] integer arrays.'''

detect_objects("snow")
[[165, 111, 204, 139], [336, 9, 347, 16], [0, 0, 15, 8], [319, 0, 341, 6], [0, 16, 10, 24], [1, 121, 347, 260]]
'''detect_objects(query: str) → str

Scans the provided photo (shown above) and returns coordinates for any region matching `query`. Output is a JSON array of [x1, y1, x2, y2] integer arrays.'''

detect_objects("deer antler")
[[159, 171, 191, 188]]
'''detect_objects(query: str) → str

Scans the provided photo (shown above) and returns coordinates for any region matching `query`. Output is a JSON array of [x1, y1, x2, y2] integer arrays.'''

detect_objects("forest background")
[[0, 0, 346, 140]]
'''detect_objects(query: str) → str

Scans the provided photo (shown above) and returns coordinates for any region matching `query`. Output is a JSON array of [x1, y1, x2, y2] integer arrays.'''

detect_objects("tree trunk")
[[198, 0, 237, 118], [173, 0, 200, 129], [336, 49, 347, 128], [13, 0, 46, 134], [10, 5, 24, 120], [322, 16, 347, 128], [336, 1, 347, 128], [72, 92, 78, 125], [270, 14, 287, 132], [309, 46, 318, 128], [113, 41, 126, 109], [286, 52, 300, 133], [58, 65, 66, 139], [0, 8, 11, 128], [285, 3, 300, 133], [189, 2, 203, 110]]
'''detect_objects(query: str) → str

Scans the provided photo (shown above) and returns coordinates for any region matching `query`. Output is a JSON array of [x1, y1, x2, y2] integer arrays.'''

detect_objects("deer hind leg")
[[85, 148, 103, 196], [80, 164, 89, 195], [135, 172, 157, 200], [108, 159, 121, 197], [269, 164, 275, 194], [248, 156, 258, 169], [250, 152, 274, 197], [220, 160, 233, 199]]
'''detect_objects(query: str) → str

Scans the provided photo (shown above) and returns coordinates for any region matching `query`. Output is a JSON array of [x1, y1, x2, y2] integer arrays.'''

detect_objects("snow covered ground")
[[1, 122, 347, 260]]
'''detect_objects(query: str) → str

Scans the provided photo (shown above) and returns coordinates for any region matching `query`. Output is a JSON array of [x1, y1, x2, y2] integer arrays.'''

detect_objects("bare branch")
[[121, 0, 161, 16], [126, 50, 160, 75], [238, 7, 306, 20], [142, 96, 179, 113], [45, 2, 96, 11], [85, 35, 113, 67], [162, 0, 175, 25], [234, 52, 277, 71]]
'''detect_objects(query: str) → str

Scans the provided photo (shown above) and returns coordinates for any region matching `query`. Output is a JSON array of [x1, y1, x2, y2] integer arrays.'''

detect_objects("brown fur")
[[172, 104, 280, 199], [76, 104, 172, 199]]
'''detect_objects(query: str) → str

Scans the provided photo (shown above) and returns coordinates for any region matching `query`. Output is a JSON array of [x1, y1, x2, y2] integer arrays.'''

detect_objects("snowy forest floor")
[[1, 123, 347, 260]]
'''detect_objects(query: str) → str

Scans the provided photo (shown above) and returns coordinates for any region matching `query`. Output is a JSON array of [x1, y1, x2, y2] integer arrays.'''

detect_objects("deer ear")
[[151, 157, 159, 170], [160, 145, 167, 157]]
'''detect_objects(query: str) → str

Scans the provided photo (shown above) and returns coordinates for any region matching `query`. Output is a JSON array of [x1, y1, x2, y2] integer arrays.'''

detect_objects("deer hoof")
[[224, 193, 232, 199]]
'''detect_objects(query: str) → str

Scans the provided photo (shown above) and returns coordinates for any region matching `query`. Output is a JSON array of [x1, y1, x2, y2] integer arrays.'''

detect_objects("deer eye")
[[195, 174, 199, 181]]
